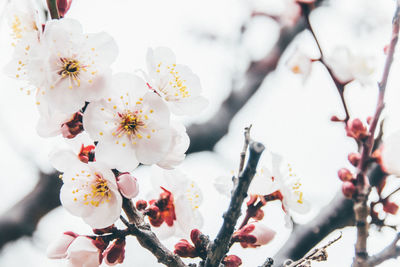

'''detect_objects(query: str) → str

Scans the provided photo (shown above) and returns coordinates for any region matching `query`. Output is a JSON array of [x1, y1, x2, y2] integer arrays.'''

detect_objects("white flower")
[[381, 129, 400, 176], [326, 46, 375, 84], [156, 120, 189, 169], [51, 150, 122, 229], [31, 18, 118, 114], [83, 73, 173, 171], [47, 232, 78, 259], [148, 167, 203, 239], [67, 236, 103, 267], [285, 48, 313, 82], [145, 47, 208, 115]]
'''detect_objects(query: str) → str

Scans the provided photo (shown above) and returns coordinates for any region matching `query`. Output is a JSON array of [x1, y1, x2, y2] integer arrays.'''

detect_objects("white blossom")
[[51, 150, 122, 229], [145, 47, 208, 115], [83, 73, 173, 171]]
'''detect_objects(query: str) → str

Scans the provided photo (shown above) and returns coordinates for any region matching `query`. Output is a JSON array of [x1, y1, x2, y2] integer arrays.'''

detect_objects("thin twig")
[[204, 141, 265, 267], [238, 125, 252, 175]]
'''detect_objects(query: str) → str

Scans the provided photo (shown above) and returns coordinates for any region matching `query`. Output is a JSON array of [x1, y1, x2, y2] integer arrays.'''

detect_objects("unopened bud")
[[174, 239, 197, 258], [330, 115, 342, 122], [346, 118, 368, 140], [61, 112, 83, 139], [338, 168, 353, 182], [136, 200, 148, 211], [342, 181, 356, 198], [78, 144, 95, 163], [223, 255, 242, 267], [253, 209, 264, 220], [232, 222, 276, 248], [366, 116, 373, 125], [57, 0, 73, 17], [383, 200, 399, 215], [348, 153, 361, 167], [103, 238, 126, 265], [116, 173, 139, 199]]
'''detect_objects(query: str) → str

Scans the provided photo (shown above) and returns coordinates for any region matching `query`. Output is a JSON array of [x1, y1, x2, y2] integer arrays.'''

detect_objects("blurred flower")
[[145, 47, 208, 115], [285, 48, 313, 82], [83, 73, 174, 172], [32, 18, 118, 114], [147, 167, 203, 239], [326, 46, 375, 85], [232, 221, 276, 248], [51, 151, 122, 228], [47, 231, 78, 259], [381, 129, 400, 176]]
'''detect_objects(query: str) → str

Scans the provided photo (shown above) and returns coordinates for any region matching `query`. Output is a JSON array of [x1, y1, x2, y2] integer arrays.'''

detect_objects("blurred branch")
[[204, 141, 265, 267], [367, 233, 400, 266], [273, 164, 386, 266], [0, 171, 62, 250]]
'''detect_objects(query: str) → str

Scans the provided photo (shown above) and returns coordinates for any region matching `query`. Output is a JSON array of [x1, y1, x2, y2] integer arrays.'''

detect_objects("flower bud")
[[116, 173, 139, 199], [223, 255, 242, 267], [190, 229, 202, 248], [338, 168, 353, 182], [174, 239, 197, 258], [57, 0, 73, 17], [61, 112, 83, 139], [136, 200, 148, 210], [342, 181, 356, 198], [46, 231, 78, 259], [348, 153, 361, 167], [383, 200, 399, 215], [346, 119, 368, 140], [253, 208, 264, 221], [103, 238, 126, 265], [330, 115, 342, 122], [78, 144, 95, 163], [232, 222, 276, 248]]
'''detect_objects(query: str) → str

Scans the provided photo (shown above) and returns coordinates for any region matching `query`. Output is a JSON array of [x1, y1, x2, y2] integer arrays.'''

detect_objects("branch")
[[122, 199, 188, 267], [46, 0, 59, 19], [353, 3, 400, 266], [367, 233, 400, 266], [204, 141, 265, 267]]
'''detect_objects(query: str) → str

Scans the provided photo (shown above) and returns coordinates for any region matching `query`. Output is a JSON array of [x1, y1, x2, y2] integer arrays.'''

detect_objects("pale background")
[[0, 0, 399, 266]]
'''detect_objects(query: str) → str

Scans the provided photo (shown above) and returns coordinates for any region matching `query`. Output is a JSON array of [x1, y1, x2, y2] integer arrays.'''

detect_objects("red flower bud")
[[223, 255, 242, 267], [78, 144, 95, 163], [136, 200, 148, 210], [190, 229, 202, 248], [346, 119, 368, 140], [348, 153, 361, 167], [383, 200, 399, 215], [57, 0, 73, 17], [338, 168, 353, 182], [92, 225, 116, 235], [174, 239, 197, 258], [342, 181, 356, 198], [232, 222, 275, 248], [330, 115, 342, 122], [61, 112, 83, 139], [103, 238, 126, 265]]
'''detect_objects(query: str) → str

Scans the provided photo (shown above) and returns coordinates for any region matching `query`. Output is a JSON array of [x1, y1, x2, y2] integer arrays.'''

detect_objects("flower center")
[[59, 58, 81, 77], [83, 174, 112, 207], [117, 112, 145, 136]]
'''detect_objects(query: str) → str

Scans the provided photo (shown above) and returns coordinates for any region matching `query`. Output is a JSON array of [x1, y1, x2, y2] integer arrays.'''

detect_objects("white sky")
[[0, 0, 400, 266]]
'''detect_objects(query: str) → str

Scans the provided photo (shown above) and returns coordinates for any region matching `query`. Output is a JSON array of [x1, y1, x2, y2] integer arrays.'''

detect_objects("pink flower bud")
[[174, 239, 197, 258], [57, 0, 73, 17], [116, 173, 139, 199], [46, 231, 78, 259], [223, 255, 242, 267], [330, 115, 342, 122], [232, 222, 276, 248], [338, 168, 353, 182], [342, 181, 356, 198], [103, 239, 126, 265], [346, 119, 368, 140], [348, 153, 361, 167], [383, 200, 399, 215], [61, 112, 83, 139]]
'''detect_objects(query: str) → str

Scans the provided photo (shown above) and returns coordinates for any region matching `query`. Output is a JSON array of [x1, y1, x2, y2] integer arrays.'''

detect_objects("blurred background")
[[0, 0, 400, 266]]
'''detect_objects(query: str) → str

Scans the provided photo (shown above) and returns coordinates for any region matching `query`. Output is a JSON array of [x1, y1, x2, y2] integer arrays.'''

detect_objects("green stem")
[[46, 0, 60, 19]]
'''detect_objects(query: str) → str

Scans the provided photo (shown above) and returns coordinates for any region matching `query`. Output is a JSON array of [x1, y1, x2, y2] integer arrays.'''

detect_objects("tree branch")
[[367, 233, 400, 266], [204, 141, 265, 267]]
